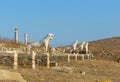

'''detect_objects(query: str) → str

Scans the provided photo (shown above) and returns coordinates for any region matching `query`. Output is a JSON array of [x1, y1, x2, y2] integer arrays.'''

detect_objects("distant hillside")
[[89, 37, 120, 54]]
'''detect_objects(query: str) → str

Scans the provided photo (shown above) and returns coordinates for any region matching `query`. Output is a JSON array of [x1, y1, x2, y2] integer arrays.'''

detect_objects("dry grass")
[[0, 60, 120, 82], [0, 39, 24, 49]]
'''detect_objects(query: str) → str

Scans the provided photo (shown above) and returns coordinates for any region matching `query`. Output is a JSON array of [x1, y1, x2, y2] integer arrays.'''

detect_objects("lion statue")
[[26, 33, 54, 52]]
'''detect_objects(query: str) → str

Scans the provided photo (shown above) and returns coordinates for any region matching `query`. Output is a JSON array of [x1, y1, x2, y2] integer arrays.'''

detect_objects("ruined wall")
[[0, 52, 86, 68], [0, 53, 70, 68], [0, 53, 47, 68]]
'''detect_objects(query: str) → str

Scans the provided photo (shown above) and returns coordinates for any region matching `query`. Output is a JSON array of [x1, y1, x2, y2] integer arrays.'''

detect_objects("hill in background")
[[88, 37, 120, 62], [89, 37, 120, 53]]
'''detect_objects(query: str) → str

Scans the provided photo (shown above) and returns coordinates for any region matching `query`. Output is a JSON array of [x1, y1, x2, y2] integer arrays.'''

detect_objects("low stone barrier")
[[0, 52, 47, 68], [0, 52, 89, 69]]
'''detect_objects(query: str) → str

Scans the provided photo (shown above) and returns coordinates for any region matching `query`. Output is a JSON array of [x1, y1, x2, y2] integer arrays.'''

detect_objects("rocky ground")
[[0, 60, 120, 82]]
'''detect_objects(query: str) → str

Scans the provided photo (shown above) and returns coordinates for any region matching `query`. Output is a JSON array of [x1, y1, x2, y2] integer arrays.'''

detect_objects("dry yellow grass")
[[0, 39, 24, 48], [0, 60, 120, 82]]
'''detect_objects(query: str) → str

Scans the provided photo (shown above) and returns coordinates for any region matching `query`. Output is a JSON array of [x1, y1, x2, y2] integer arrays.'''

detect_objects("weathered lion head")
[[48, 33, 54, 40]]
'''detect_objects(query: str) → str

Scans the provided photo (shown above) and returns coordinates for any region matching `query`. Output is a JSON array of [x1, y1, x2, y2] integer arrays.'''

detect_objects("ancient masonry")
[[24, 32, 27, 45], [0, 52, 86, 69], [15, 27, 18, 43]]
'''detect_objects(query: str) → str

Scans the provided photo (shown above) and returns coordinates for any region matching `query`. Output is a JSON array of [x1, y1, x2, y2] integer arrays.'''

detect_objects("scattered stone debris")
[[96, 79, 111, 82], [0, 69, 26, 82], [80, 71, 86, 75], [51, 66, 73, 74], [117, 58, 120, 63]]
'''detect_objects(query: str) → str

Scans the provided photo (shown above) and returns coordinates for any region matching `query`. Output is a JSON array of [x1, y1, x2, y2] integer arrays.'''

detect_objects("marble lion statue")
[[63, 40, 78, 54], [79, 42, 86, 50], [72, 40, 78, 52], [26, 33, 54, 52]]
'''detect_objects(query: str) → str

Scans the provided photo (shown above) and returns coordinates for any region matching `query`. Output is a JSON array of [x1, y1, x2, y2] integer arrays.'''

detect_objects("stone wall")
[[0, 52, 95, 68], [0, 53, 72, 68], [0, 53, 48, 68], [0, 53, 14, 66]]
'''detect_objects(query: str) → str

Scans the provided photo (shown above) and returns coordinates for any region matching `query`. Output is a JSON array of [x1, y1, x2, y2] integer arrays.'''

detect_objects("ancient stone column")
[[87, 54, 90, 60], [47, 53, 50, 68], [13, 51, 18, 69], [55, 62, 58, 67], [68, 54, 70, 63], [75, 54, 78, 61], [24, 32, 27, 45], [32, 51, 36, 69], [80, 42, 86, 50], [85, 42, 89, 54], [15, 27, 18, 43], [81, 54, 84, 61]]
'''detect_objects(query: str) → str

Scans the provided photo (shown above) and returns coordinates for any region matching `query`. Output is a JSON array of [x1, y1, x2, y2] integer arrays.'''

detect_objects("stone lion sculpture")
[[72, 40, 78, 53], [79, 42, 89, 54], [79, 42, 93, 60], [84, 42, 89, 53], [63, 40, 78, 54], [79, 42, 86, 50], [26, 33, 54, 52]]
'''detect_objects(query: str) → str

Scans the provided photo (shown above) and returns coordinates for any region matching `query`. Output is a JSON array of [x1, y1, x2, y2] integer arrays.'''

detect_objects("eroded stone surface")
[[0, 69, 26, 82]]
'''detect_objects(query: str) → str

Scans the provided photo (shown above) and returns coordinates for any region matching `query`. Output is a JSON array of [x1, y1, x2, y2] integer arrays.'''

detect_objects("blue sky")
[[0, 0, 120, 47]]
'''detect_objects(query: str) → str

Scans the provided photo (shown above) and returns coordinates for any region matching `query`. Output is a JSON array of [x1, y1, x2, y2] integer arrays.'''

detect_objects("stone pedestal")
[[75, 54, 77, 61], [13, 51, 18, 69], [81, 54, 84, 61], [47, 53, 50, 68], [32, 51, 36, 69], [68, 54, 70, 63]]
